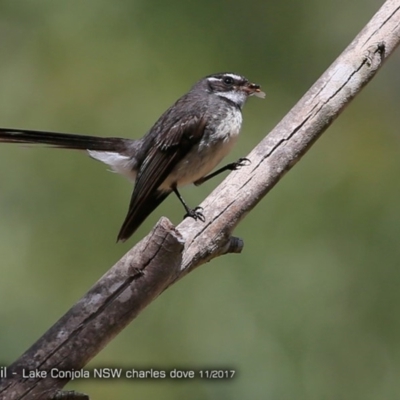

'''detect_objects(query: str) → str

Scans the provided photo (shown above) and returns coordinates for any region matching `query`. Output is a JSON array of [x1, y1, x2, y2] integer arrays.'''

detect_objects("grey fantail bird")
[[0, 72, 265, 241]]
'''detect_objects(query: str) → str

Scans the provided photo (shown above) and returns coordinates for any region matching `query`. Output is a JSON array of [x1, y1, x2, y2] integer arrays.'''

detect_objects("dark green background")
[[0, 1, 399, 399]]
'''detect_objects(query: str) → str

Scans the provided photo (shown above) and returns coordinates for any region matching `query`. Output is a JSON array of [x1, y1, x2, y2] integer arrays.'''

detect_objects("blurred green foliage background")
[[0, 0, 399, 399]]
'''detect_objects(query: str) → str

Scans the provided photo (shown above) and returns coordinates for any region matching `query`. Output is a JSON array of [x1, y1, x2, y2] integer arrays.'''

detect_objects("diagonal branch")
[[1, 0, 399, 398]]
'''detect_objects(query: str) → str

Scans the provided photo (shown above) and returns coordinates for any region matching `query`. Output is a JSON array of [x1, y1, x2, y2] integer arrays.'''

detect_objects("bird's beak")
[[245, 82, 266, 99]]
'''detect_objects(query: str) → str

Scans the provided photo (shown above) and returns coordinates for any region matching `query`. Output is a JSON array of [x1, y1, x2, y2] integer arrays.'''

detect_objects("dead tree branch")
[[1, 0, 399, 398]]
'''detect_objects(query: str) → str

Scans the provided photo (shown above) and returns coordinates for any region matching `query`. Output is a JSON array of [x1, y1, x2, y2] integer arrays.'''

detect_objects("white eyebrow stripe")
[[207, 73, 243, 83], [224, 73, 242, 81]]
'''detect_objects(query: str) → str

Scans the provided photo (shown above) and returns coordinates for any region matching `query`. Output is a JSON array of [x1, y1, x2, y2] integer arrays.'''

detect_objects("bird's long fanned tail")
[[0, 128, 128, 152]]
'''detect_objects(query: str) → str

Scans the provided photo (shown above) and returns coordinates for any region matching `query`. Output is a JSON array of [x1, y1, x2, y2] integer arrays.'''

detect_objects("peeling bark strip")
[[1, 0, 400, 398]]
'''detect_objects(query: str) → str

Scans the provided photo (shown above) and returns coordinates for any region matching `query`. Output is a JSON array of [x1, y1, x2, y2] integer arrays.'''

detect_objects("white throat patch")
[[216, 90, 247, 107]]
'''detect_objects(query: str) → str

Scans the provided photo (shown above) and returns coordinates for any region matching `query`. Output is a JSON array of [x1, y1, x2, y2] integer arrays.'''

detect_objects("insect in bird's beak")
[[245, 83, 266, 99]]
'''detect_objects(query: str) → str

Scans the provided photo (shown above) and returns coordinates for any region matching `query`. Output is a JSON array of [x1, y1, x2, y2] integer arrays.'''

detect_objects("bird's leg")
[[172, 187, 205, 222], [194, 157, 251, 186]]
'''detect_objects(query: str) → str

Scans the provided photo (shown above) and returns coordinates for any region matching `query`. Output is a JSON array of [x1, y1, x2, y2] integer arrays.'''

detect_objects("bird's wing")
[[117, 114, 207, 241]]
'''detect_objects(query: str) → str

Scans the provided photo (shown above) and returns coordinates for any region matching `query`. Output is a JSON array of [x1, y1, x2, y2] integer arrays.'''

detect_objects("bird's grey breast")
[[160, 105, 243, 189], [205, 105, 243, 144]]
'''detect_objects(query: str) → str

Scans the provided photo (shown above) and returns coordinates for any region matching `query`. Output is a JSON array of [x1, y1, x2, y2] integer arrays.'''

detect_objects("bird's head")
[[200, 72, 265, 108]]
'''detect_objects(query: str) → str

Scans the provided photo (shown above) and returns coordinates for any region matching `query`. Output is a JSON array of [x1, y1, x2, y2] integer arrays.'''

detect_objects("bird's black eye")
[[223, 76, 234, 85]]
